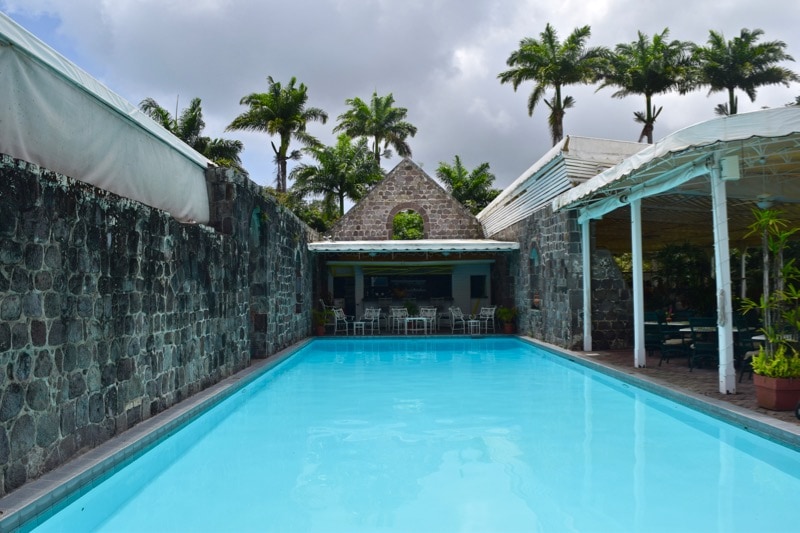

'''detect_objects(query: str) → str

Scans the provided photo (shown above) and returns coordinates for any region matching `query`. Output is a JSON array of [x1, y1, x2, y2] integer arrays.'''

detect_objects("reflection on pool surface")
[[20, 337, 800, 532]]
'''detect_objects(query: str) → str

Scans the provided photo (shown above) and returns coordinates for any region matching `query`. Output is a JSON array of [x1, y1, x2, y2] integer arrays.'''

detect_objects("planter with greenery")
[[741, 208, 800, 410], [497, 306, 517, 333], [312, 309, 334, 336], [403, 300, 419, 316]]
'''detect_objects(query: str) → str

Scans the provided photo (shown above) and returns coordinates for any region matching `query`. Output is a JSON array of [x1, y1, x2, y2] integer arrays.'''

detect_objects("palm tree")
[[498, 23, 607, 146], [227, 76, 328, 192], [435, 156, 500, 215], [290, 134, 383, 216], [139, 97, 245, 174], [598, 29, 693, 144], [693, 28, 799, 116], [334, 92, 417, 165]]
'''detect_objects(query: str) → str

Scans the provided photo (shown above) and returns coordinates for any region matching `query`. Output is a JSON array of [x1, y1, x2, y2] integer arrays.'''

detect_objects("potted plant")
[[312, 309, 333, 336], [403, 300, 419, 316], [497, 306, 517, 334], [750, 344, 800, 410], [741, 208, 800, 410]]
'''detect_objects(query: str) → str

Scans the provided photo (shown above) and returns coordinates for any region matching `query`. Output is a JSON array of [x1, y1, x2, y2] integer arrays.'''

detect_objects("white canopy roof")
[[308, 239, 519, 254], [0, 13, 212, 223], [553, 107, 800, 213]]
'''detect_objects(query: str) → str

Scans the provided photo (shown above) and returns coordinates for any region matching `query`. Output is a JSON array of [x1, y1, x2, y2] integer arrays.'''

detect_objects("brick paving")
[[577, 348, 800, 427]]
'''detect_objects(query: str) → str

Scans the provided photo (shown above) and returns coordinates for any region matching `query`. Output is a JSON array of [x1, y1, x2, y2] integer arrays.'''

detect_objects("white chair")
[[332, 307, 352, 335], [449, 306, 466, 334], [478, 306, 496, 333], [360, 307, 381, 334], [419, 306, 438, 332], [389, 306, 408, 334]]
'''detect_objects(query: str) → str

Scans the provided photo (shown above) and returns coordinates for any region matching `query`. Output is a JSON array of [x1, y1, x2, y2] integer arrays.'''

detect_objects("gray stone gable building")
[[310, 159, 518, 319], [328, 158, 484, 240]]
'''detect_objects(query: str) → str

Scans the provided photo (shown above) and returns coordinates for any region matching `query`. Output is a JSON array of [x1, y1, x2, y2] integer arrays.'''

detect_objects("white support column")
[[582, 220, 592, 351], [631, 199, 646, 367], [711, 161, 737, 393]]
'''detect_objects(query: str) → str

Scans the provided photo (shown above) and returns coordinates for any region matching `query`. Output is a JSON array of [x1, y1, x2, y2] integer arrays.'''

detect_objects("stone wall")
[[329, 158, 484, 240], [490, 206, 632, 350], [0, 155, 313, 496]]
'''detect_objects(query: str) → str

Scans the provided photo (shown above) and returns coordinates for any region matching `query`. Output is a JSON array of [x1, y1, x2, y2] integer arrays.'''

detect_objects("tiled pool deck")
[[579, 347, 800, 428], [1, 335, 799, 530]]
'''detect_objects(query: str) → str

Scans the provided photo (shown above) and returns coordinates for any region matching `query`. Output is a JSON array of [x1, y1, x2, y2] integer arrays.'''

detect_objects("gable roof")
[[328, 158, 485, 241]]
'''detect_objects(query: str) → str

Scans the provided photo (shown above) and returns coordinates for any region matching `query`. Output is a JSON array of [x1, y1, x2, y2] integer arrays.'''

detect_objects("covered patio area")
[[554, 107, 800, 394], [309, 238, 519, 321]]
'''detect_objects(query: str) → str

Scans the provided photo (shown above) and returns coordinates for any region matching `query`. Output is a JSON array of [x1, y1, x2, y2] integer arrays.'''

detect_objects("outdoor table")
[[405, 316, 428, 335], [644, 321, 690, 328], [467, 319, 481, 335], [352, 321, 366, 335], [679, 326, 738, 333], [752, 334, 796, 342]]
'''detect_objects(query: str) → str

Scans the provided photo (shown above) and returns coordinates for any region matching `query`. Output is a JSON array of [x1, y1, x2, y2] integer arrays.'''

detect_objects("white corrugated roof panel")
[[477, 136, 643, 236]]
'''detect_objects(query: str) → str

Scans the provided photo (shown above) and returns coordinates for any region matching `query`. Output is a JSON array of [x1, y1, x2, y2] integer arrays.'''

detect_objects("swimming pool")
[[10, 337, 800, 531]]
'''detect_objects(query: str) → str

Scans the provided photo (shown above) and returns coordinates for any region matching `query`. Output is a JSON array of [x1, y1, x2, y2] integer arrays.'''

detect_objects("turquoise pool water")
[[19, 337, 800, 532]]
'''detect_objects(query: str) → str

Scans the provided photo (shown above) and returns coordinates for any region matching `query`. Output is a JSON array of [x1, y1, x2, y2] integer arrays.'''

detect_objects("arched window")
[[392, 209, 424, 240]]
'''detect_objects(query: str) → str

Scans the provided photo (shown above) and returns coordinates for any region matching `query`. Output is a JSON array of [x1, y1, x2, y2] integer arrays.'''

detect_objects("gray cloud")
[[3, 0, 800, 192]]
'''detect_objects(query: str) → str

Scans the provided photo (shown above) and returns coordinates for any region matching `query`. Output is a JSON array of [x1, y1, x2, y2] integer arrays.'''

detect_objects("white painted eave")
[[308, 239, 520, 253]]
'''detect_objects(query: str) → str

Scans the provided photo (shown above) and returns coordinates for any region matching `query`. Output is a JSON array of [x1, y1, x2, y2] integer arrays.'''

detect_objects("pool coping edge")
[[0, 338, 311, 531]]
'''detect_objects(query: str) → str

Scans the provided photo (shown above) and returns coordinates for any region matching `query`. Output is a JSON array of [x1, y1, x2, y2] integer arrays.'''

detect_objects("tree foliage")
[[263, 187, 336, 233], [598, 29, 694, 143], [334, 92, 417, 165], [435, 155, 500, 215], [139, 97, 246, 174], [498, 23, 607, 146], [392, 210, 424, 240], [227, 76, 327, 192], [290, 134, 383, 216], [692, 28, 798, 115]]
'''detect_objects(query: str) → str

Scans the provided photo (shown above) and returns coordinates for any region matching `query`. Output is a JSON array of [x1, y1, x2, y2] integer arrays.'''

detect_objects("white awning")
[[308, 239, 520, 253], [0, 13, 212, 223], [552, 107, 800, 213]]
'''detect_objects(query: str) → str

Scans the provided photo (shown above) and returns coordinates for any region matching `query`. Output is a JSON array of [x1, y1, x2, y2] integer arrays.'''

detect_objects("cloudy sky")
[[3, 0, 800, 196]]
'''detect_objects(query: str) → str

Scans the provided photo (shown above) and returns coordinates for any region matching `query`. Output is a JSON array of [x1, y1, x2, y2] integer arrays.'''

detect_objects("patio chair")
[[688, 317, 718, 371], [644, 311, 688, 366], [389, 306, 408, 334], [478, 306, 496, 334], [734, 326, 757, 382], [419, 306, 438, 332], [360, 307, 381, 335], [449, 306, 466, 334], [332, 307, 353, 335]]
